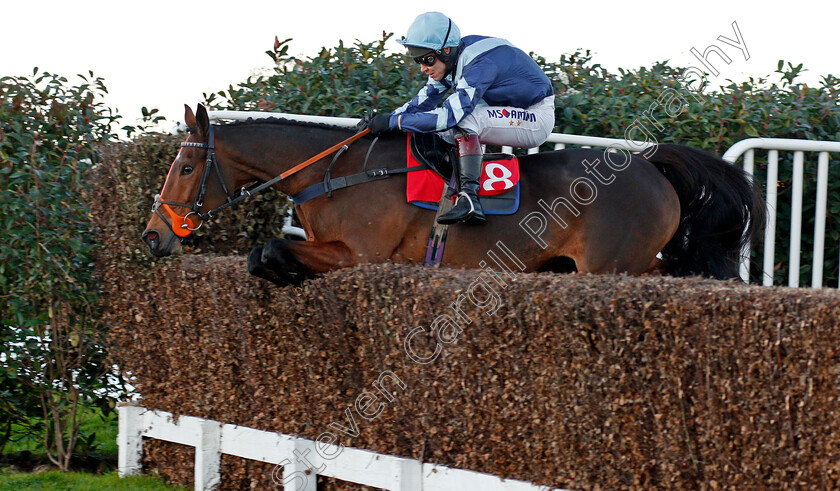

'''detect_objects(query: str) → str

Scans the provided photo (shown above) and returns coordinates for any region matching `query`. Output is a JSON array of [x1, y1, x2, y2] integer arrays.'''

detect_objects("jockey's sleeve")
[[392, 59, 496, 133], [392, 78, 448, 120]]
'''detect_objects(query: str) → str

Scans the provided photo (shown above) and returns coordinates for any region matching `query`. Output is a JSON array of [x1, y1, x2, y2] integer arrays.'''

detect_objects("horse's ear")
[[184, 104, 196, 129], [195, 104, 210, 138]]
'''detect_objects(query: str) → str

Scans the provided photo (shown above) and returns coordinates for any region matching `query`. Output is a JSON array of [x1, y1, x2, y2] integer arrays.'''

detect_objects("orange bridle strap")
[[280, 128, 370, 179]]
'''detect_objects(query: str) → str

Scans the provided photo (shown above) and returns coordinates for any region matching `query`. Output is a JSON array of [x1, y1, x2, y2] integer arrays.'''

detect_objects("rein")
[[152, 126, 371, 238]]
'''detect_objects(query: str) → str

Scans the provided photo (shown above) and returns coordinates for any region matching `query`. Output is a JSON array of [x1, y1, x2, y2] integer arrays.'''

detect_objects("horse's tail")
[[643, 143, 766, 280]]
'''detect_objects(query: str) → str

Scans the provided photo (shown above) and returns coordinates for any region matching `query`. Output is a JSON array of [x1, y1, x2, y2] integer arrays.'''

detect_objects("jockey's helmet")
[[397, 12, 461, 58]]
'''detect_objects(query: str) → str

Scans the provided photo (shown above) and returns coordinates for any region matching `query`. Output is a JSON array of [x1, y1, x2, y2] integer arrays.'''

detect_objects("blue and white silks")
[[391, 36, 554, 134]]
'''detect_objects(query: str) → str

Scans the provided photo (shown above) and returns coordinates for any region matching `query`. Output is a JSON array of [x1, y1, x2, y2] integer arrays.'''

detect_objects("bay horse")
[[142, 104, 764, 286]]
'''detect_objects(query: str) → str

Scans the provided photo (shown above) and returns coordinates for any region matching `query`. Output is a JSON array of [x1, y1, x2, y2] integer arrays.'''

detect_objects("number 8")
[[483, 163, 514, 191]]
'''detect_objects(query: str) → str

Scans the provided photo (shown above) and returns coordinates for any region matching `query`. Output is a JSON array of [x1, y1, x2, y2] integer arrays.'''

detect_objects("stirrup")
[[437, 192, 476, 225], [455, 191, 475, 215]]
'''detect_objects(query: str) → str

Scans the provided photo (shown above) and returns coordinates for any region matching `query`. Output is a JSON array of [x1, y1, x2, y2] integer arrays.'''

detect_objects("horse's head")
[[142, 104, 231, 257]]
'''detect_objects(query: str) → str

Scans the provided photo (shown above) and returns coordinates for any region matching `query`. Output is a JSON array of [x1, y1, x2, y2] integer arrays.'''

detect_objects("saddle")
[[406, 133, 520, 215], [289, 132, 522, 268]]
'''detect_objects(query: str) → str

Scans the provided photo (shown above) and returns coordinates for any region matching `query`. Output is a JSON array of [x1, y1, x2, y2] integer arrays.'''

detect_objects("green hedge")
[[208, 38, 840, 147], [0, 70, 121, 468]]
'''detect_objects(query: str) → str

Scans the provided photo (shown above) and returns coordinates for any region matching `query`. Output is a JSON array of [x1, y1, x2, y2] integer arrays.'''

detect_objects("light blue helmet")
[[397, 12, 461, 57]]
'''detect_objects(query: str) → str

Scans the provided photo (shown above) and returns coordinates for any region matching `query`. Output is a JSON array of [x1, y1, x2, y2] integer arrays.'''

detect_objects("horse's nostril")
[[142, 231, 160, 249]]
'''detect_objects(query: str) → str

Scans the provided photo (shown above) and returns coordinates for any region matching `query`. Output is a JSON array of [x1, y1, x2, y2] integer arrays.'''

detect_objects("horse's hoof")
[[247, 246, 264, 276]]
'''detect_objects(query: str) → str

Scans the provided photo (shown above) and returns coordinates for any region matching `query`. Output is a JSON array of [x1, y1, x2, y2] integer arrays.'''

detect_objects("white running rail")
[[118, 405, 562, 491], [204, 110, 647, 153], [723, 138, 840, 287]]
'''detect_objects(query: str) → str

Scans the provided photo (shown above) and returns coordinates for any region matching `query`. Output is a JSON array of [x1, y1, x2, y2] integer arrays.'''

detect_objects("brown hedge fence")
[[105, 255, 840, 490], [92, 134, 840, 489]]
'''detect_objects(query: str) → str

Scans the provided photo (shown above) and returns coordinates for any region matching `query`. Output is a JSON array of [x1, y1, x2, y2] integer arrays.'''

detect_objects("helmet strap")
[[436, 44, 460, 78], [433, 18, 453, 62]]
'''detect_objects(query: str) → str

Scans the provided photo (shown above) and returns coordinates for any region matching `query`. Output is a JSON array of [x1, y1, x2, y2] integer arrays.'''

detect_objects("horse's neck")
[[219, 123, 354, 185]]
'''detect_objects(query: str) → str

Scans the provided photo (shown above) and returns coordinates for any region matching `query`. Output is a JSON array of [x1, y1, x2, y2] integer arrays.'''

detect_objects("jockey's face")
[[419, 48, 450, 82]]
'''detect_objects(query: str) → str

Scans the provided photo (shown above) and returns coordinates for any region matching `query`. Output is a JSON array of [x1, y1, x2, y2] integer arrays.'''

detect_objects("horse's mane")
[[222, 116, 351, 132]]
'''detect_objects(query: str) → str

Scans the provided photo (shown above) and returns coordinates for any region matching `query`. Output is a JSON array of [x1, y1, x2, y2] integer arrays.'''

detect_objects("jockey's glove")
[[367, 113, 393, 136]]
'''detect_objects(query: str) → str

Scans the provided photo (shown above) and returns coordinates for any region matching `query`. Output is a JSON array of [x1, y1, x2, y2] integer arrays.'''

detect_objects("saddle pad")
[[406, 137, 521, 215]]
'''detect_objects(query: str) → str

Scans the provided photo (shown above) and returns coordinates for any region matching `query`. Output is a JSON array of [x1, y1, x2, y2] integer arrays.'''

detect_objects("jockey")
[[366, 11, 555, 225]]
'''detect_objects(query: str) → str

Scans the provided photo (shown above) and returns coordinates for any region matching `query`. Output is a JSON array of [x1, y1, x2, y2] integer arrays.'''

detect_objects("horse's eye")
[[182, 165, 194, 175]]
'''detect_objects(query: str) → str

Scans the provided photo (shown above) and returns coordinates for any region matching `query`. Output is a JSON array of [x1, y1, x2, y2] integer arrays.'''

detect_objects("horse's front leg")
[[247, 238, 353, 286]]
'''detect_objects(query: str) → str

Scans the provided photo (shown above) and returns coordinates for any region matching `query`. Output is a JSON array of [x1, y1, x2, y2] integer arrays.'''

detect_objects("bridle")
[[151, 124, 371, 238], [151, 125, 228, 238]]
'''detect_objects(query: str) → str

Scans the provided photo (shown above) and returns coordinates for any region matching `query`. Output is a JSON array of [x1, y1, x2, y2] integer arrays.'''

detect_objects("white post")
[[393, 457, 423, 491], [118, 405, 144, 477], [811, 151, 829, 288], [281, 440, 318, 491], [763, 150, 779, 286], [740, 149, 755, 282], [194, 420, 222, 491], [789, 151, 804, 287]]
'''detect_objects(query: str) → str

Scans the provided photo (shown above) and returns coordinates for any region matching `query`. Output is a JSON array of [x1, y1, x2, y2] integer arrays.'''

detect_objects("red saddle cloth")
[[405, 137, 520, 203]]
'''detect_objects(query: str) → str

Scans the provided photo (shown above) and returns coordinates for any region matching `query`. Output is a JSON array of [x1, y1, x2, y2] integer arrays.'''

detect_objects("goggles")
[[413, 53, 438, 67]]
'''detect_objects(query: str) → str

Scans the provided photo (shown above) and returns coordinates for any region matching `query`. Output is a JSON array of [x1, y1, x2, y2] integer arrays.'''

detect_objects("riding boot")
[[437, 134, 486, 225]]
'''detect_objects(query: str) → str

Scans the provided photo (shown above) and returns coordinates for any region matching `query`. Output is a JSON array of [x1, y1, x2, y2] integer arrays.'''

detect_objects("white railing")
[[723, 138, 840, 288], [204, 110, 646, 153], [206, 110, 360, 129], [204, 111, 838, 288], [118, 405, 561, 491]]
